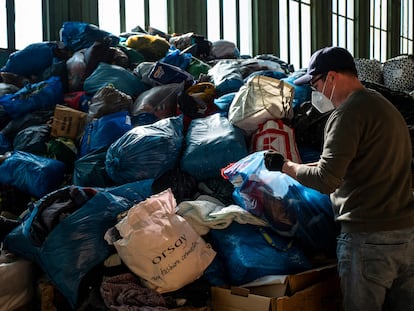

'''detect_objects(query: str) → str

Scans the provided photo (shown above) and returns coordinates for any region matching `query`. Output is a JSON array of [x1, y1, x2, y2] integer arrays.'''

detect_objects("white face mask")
[[311, 78, 336, 113]]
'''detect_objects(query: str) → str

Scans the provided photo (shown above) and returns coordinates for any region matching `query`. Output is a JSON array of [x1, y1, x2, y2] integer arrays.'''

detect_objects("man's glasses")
[[310, 73, 327, 90]]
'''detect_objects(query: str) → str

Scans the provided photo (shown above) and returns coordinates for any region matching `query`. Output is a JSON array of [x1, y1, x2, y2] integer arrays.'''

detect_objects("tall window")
[[332, 0, 354, 54], [279, 0, 311, 70], [400, 0, 413, 54], [238, 0, 252, 55], [125, 0, 146, 32], [207, 0, 253, 56], [98, 0, 168, 35], [1, 0, 43, 50], [15, 0, 42, 49], [98, 0, 121, 34], [370, 0, 387, 61], [148, 0, 168, 32]]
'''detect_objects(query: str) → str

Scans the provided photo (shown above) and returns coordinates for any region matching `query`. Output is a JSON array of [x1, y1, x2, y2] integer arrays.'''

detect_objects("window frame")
[[1, 0, 413, 70]]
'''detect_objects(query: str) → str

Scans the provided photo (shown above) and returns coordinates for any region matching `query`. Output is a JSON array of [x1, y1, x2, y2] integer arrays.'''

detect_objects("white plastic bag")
[[0, 254, 33, 311], [107, 188, 216, 293], [228, 75, 294, 135]]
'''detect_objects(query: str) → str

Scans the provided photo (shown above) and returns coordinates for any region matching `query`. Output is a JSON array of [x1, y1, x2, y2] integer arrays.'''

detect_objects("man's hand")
[[264, 150, 285, 171]]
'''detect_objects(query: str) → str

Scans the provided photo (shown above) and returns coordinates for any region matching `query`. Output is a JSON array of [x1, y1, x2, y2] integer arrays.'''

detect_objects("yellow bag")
[[126, 34, 170, 62]]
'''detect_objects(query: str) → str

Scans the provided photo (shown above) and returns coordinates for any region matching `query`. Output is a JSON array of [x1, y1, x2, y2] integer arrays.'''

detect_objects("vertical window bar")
[[405, 0, 409, 52], [374, 0, 382, 59], [379, 0, 382, 59], [144, 0, 150, 30], [377, 0, 380, 58], [408, 0, 412, 53], [298, 1, 303, 69], [401, 0, 405, 52], [381, 0, 387, 60], [371, 0, 375, 58], [235, 0, 240, 49], [119, 0, 126, 33], [286, 0, 291, 65], [332, 0, 336, 45], [407, 0, 414, 54], [411, 0, 413, 53], [219, 0, 224, 39], [6, 0, 15, 50], [344, 0, 348, 48], [336, 0, 339, 45]]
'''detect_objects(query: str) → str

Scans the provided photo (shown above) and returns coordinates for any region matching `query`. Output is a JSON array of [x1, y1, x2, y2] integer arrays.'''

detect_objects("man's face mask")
[[311, 77, 336, 113]]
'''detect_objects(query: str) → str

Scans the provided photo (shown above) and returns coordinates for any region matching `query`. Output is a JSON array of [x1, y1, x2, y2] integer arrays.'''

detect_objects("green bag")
[[187, 57, 211, 80]]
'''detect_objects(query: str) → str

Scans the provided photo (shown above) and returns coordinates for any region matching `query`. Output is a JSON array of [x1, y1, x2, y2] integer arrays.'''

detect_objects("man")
[[265, 46, 414, 310]]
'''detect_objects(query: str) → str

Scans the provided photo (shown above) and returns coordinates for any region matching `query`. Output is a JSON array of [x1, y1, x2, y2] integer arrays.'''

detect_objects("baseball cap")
[[294, 46, 356, 85]]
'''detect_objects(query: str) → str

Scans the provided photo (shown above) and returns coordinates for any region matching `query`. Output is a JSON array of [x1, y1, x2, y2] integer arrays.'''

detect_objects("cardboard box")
[[211, 264, 341, 311], [275, 274, 341, 311], [50, 104, 87, 140]]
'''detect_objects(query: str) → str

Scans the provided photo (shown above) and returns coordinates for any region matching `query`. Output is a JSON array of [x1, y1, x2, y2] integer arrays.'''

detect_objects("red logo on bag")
[[252, 119, 301, 163]]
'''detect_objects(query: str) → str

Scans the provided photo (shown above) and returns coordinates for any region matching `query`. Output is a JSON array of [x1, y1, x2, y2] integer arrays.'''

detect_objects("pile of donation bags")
[[9, 20, 414, 310]]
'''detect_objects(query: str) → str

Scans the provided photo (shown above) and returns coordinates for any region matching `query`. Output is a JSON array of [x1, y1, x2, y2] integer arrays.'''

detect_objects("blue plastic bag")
[[222, 151, 339, 253], [60, 21, 120, 51], [4, 189, 131, 308], [80, 110, 132, 157], [73, 149, 115, 187], [4, 180, 152, 308], [104, 179, 154, 205], [161, 46, 192, 70], [213, 92, 236, 115], [0, 151, 66, 198], [1, 42, 58, 76], [208, 222, 311, 285], [0, 76, 63, 119], [105, 116, 184, 184], [0, 133, 12, 154], [13, 124, 50, 155], [83, 62, 149, 97], [208, 60, 243, 97], [180, 113, 248, 181]]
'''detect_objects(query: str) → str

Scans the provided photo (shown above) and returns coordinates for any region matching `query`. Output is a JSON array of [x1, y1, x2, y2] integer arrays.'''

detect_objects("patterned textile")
[[100, 273, 168, 311]]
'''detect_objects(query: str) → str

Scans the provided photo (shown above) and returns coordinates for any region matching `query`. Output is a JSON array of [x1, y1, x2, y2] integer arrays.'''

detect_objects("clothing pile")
[[0, 22, 412, 311]]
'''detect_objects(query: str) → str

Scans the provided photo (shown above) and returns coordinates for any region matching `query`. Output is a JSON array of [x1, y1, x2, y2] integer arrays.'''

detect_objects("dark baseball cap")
[[294, 46, 356, 85]]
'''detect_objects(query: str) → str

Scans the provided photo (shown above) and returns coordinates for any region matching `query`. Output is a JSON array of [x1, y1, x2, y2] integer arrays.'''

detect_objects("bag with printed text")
[[105, 188, 216, 293]]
